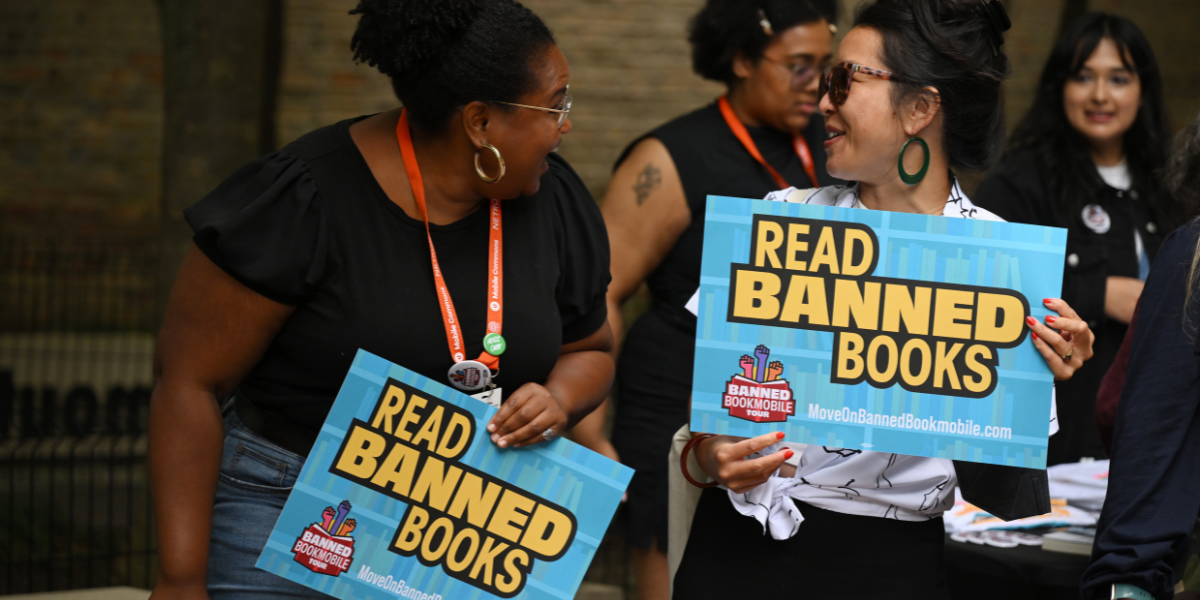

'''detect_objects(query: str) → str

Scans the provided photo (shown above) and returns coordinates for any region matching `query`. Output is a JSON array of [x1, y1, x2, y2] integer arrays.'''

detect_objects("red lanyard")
[[395, 110, 502, 370], [718, 95, 819, 189]]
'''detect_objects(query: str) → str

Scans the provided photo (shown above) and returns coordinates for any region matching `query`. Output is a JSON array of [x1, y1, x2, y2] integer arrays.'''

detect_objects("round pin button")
[[1067, 253, 1080, 267], [448, 360, 491, 392], [483, 333, 507, 356]]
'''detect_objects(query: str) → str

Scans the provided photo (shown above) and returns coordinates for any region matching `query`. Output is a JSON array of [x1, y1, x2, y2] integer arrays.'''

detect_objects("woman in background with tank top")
[[568, 1, 840, 598]]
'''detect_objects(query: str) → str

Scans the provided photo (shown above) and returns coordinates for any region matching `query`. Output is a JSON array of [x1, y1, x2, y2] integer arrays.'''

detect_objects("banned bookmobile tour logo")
[[292, 500, 357, 575], [722, 344, 795, 423]]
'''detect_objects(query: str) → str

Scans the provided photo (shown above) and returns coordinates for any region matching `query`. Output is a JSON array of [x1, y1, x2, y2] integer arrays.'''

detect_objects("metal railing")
[[0, 229, 160, 594]]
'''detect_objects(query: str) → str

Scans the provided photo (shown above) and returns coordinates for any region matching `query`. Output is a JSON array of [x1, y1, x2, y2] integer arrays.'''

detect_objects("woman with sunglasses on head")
[[567, 2, 840, 597], [974, 14, 1178, 466], [674, 0, 1095, 597], [148, 1, 613, 598]]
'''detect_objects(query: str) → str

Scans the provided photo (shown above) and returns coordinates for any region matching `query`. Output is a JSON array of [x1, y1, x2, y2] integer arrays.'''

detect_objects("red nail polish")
[[784, 450, 794, 459], [1043, 298, 1053, 304], [1032, 332, 1039, 341], [1026, 316, 1037, 327], [775, 432, 786, 440], [1046, 315, 1057, 324]]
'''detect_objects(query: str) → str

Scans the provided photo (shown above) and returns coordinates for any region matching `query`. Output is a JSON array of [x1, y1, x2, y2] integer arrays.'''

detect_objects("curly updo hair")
[[349, 0, 556, 132], [689, 0, 837, 85], [855, 0, 1012, 172]]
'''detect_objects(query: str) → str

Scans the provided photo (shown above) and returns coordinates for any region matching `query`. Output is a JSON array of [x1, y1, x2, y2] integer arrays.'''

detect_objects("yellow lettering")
[[409, 456, 463, 512], [469, 536, 509, 586], [333, 425, 386, 480], [842, 228, 874, 276], [975, 293, 1025, 343], [411, 405, 444, 452], [780, 275, 829, 325], [395, 394, 428, 442], [495, 549, 530, 595], [446, 528, 481, 573], [448, 473, 504, 528], [519, 505, 574, 558], [963, 345, 993, 393], [867, 336, 899, 382], [836, 333, 865, 380], [900, 339, 931, 387], [933, 289, 975, 339], [487, 490, 536, 544], [832, 279, 880, 329], [785, 223, 810, 271], [732, 270, 782, 320], [881, 284, 931, 335], [808, 227, 840, 274], [933, 342, 964, 390], [369, 442, 420, 496], [420, 517, 454, 562], [436, 412, 473, 459], [755, 220, 785, 268], [370, 384, 406, 435], [392, 506, 429, 553]]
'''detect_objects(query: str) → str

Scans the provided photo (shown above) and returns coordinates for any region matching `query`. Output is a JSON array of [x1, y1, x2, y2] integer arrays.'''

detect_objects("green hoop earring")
[[898, 136, 930, 186]]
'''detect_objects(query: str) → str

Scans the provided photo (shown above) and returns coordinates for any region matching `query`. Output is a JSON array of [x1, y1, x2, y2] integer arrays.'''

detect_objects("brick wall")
[[3, 0, 1200, 329], [0, 1, 163, 232], [276, 0, 723, 199]]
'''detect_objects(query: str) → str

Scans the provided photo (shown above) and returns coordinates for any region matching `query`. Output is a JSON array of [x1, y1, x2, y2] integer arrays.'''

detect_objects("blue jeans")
[[207, 411, 328, 599]]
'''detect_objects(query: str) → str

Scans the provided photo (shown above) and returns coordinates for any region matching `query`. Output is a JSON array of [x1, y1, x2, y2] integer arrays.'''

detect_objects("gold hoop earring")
[[475, 144, 505, 183]]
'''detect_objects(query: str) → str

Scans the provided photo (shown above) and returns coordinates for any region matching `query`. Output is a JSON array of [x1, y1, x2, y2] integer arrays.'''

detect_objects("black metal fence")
[[0, 371, 157, 594], [0, 229, 160, 594]]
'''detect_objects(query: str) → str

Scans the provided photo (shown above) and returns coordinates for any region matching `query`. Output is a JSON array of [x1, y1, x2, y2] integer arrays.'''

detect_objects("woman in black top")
[[974, 13, 1179, 465], [568, 1, 840, 597], [148, 1, 612, 598]]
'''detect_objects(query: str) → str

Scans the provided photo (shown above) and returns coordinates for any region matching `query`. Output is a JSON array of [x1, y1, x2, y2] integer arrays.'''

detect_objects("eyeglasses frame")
[[819, 62, 908, 106], [759, 54, 826, 89], [491, 86, 572, 128]]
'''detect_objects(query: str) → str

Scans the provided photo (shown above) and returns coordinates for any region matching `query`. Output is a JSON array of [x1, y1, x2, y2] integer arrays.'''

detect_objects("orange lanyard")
[[395, 110, 502, 370], [717, 95, 819, 189]]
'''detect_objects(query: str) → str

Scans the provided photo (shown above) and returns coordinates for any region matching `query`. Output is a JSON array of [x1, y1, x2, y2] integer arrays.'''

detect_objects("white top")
[[685, 182, 1058, 540], [1096, 159, 1131, 191]]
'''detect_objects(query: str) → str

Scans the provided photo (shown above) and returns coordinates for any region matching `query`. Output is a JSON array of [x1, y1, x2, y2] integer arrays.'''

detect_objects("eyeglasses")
[[492, 86, 572, 128], [760, 55, 824, 89], [819, 63, 906, 106]]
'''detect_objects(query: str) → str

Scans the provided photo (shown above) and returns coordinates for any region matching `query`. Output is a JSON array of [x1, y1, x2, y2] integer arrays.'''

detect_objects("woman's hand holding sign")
[[695, 432, 794, 494], [488, 383, 570, 449], [1026, 298, 1095, 380]]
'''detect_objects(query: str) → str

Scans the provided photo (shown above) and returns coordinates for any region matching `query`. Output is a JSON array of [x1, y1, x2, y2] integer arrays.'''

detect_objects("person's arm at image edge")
[[569, 137, 691, 459], [1081, 226, 1200, 600], [149, 246, 295, 599]]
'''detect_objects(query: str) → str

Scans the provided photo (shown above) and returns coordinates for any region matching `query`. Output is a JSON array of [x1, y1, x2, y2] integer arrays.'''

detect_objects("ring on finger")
[[541, 427, 557, 442], [1062, 347, 1074, 362]]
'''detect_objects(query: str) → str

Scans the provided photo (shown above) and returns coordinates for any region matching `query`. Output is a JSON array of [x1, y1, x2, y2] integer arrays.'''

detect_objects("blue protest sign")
[[691, 196, 1066, 469], [256, 349, 633, 599]]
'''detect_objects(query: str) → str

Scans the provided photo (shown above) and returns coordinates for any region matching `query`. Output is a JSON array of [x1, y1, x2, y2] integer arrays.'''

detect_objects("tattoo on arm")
[[633, 163, 662, 206]]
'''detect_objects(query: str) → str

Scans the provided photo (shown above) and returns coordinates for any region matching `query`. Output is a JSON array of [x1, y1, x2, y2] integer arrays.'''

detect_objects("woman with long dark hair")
[[674, 0, 1095, 597], [975, 13, 1177, 465], [569, 2, 841, 597]]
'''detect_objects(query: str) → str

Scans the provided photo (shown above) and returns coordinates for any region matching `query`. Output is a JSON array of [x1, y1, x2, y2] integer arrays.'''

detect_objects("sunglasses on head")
[[819, 63, 906, 106]]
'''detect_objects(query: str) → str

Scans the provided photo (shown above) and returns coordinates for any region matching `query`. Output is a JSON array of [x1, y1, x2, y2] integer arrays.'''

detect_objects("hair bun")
[[350, 0, 486, 81], [976, 0, 1011, 53]]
